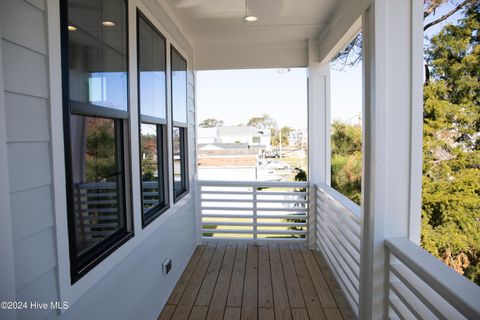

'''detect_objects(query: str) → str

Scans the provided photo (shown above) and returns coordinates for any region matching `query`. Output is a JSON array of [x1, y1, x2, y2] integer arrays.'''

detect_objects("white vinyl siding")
[[0, 0, 58, 319], [0, 0, 197, 319]]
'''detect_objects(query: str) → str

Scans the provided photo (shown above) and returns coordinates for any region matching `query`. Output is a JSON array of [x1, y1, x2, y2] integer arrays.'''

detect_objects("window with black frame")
[[171, 46, 188, 201], [61, 0, 132, 282], [137, 11, 169, 226]]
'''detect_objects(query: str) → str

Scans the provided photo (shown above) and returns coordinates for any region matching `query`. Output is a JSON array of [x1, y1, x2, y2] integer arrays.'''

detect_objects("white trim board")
[[0, 23, 18, 320]]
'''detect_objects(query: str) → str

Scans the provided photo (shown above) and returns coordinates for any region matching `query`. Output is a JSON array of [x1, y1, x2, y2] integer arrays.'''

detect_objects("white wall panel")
[[10, 185, 54, 243], [4, 93, 50, 142]]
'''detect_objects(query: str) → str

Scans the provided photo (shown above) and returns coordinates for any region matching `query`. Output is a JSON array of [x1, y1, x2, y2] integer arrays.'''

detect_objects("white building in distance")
[[197, 126, 271, 148]]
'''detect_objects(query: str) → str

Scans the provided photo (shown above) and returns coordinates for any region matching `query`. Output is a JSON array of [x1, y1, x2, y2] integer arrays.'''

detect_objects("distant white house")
[[197, 126, 271, 148], [197, 127, 218, 144]]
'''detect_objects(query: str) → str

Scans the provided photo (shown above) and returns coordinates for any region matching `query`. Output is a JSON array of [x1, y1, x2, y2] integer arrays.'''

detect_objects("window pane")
[[173, 127, 186, 196], [171, 49, 187, 123], [68, 0, 128, 112], [140, 123, 163, 214], [70, 116, 125, 257], [138, 16, 166, 119]]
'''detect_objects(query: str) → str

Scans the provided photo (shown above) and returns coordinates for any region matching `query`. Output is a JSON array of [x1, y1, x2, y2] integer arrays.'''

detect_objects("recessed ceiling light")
[[243, 15, 258, 23], [68, 25, 77, 31], [102, 21, 116, 27], [242, 0, 258, 23]]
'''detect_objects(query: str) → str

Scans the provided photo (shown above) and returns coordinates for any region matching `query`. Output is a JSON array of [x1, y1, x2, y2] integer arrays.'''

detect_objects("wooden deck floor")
[[158, 242, 354, 320]]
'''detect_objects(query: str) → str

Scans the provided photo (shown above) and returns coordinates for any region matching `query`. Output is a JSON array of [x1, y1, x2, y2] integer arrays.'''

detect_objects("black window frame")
[[136, 10, 170, 227], [172, 126, 188, 201], [60, 0, 133, 284], [170, 45, 189, 202]]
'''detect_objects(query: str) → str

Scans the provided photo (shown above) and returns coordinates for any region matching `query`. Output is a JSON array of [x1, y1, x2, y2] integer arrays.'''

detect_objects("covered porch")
[[0, 0, 479, 320]]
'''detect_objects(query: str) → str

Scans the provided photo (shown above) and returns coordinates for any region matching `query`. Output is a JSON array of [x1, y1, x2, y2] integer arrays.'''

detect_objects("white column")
[[359, 0, 424, 318], [307, 39, 331, 249], [308, 39, 330, 186]]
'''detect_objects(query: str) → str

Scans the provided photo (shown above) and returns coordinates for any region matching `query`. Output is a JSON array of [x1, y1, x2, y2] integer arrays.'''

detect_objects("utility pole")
[[279, 129, 282, 158]]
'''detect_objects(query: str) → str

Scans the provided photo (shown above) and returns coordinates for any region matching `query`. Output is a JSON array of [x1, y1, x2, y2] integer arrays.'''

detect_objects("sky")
[[197, 68, 308, 129], [330, 62, 362, 124], [196, 2, 464, 129]]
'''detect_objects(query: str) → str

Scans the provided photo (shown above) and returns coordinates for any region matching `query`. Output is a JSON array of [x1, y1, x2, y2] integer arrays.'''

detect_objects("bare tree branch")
[[424, 0, 448, 19], [424, 0, 474, 31]]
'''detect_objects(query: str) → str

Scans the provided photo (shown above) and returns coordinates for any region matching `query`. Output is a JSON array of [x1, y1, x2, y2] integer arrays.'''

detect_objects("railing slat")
[[202, 221, 307, 228], [201, 214, 307, 220], [390, 263, 456, 320], [386, 238, 480, 319]]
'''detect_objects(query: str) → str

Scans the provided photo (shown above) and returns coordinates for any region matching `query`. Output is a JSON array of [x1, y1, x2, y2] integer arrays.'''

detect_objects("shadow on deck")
[[158, 242, 354, 320]]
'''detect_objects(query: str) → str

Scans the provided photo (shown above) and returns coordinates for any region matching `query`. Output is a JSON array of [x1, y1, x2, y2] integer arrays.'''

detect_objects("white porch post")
[[307, 39, 330, 250], [360, 0, 424, 319]]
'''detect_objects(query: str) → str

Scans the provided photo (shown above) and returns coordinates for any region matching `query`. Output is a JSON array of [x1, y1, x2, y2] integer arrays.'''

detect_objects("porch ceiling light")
[[102, 21, 116, 27], [68, 25, 77, 31], [242, 0, 258, 23], [243, 15, 258, 22]]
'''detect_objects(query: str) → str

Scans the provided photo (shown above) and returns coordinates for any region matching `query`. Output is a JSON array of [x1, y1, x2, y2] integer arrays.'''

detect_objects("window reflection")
[[137, 12, 168, 224], [68, 0, 128, 111], [70, 116, 125, 255], [173, 127, 187, 197], [171, 49, 187, 123], [138, 17, 166, 119], [141, 124, 161, 212]]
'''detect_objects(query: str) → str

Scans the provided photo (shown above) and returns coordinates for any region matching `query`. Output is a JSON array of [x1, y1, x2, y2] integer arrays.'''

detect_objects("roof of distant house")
[[198, 156, 257, 167], [197, 127, 218, 138]]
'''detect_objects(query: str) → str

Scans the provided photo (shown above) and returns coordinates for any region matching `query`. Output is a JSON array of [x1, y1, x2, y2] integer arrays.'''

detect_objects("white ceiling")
[[161, 0, 340, 69], [164, 0, 338, 45]]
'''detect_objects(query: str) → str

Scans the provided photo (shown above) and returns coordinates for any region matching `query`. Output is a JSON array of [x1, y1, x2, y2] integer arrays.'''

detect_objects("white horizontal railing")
[[75, 181, 160, 240], [196, 180, 309, 242], [386, 238, 480, 320], [315, 183, 361, 317], [195, 180, 480, 319]]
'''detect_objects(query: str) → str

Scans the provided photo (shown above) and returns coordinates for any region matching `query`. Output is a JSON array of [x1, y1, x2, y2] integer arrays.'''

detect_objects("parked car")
[[265, 151, 280, 158], [266, 160, 290, 170]]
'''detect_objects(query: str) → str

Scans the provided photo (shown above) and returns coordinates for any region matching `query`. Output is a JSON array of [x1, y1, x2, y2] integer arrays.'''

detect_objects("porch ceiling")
[[161, 0, 341, 69]]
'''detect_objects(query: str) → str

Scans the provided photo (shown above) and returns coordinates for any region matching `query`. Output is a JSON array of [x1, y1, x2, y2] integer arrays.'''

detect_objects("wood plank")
[[226, 244, 247, 307], [224, 307, 241, 320], [258, 244, 273, 308], [291, 308, 309, 320], [312, 251, 355, 320], [172, 245, 216, 320], [269, 243, 292, 320], [158, 304, 176, 320], [289, 245, 326, 320], [300, 248, 336, 308], [188, 306, 208, 320], [258, 308, 274, 320], [279, 245, 305, 308], [196, 244, 227, 306], [241, 245, 258, 320], [207, 242, 237, 320], [168, 246, 207, 304], [324, 308, 343, 320]]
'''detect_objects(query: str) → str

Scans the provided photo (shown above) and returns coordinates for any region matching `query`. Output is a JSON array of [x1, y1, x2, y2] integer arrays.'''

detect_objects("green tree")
[[247, 114, 277, 130], [421, 2, 480, 284], [85, 119, 117, 182], [199, 118, 224, 128], [141, 133, 157, 180], [271, 126, 293, 146], [333, 0, 475, 70], [330, 121, 362, 205]]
